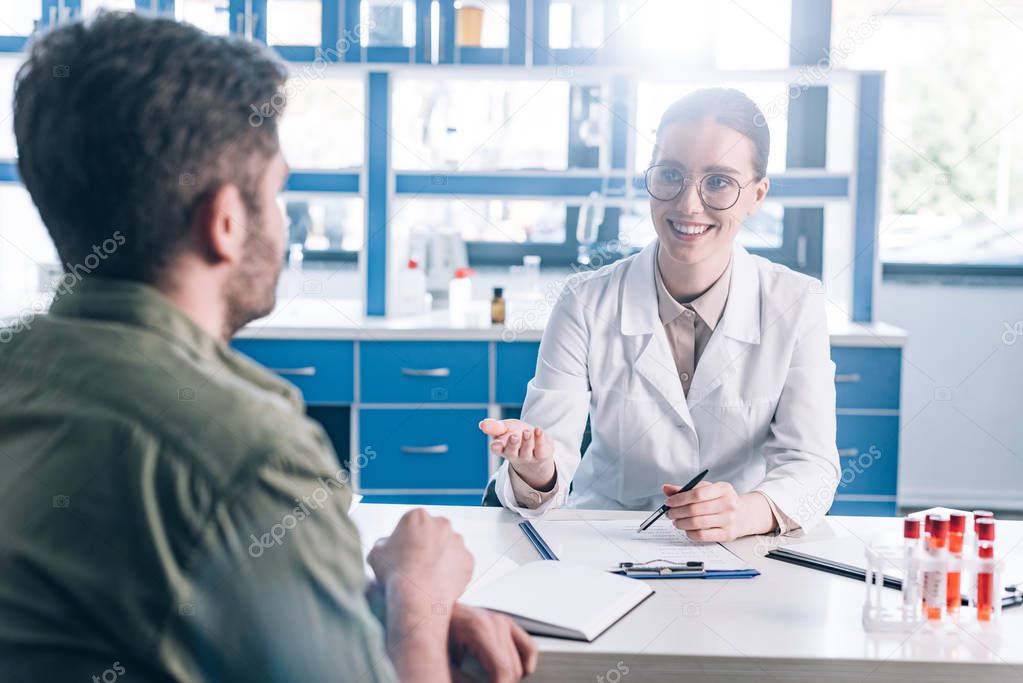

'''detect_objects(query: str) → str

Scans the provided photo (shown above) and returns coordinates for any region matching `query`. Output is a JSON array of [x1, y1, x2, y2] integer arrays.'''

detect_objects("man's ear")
[[194, 183, 247, 265]]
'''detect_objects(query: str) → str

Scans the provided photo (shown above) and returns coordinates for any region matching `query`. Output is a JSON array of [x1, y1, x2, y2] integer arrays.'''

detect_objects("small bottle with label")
[[490, 287, 505, 324]]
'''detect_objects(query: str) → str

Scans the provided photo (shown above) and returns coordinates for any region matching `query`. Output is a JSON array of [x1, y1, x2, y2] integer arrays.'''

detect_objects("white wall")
[[877, 279, 1023, 511]]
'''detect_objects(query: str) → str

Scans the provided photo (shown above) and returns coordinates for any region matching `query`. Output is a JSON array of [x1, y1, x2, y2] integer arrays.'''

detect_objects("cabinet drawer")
[[360, 494, 482, 506], [360, 342, 489, 404], [358, 408, 488, 489], [495, 342, 540, 404], [835, 414, 899, 496], [231, 339, 354, 404], [830, 347, 901, 410], [828, 497, 898, 517]]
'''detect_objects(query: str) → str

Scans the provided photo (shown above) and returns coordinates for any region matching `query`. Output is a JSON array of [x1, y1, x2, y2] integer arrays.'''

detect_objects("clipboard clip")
[[617, 559, 705, 576]]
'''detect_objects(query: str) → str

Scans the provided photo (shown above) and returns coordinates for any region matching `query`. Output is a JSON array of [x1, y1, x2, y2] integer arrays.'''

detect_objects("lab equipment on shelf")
[[448, 267, 474, 321], [393, 259, 430, 317], [490, 286, 505, 324]]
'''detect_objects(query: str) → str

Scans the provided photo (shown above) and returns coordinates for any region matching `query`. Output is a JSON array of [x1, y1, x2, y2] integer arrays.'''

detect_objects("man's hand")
[[479, 418, 556, 491], [368, 510, 476, 683], [449, 604, 538, 682], [368, 508, 474, 610], [662, 481, 777, 542]]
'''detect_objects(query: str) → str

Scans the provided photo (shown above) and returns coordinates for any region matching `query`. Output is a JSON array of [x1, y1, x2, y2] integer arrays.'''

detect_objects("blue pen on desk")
[[637, 469, 710, 533]]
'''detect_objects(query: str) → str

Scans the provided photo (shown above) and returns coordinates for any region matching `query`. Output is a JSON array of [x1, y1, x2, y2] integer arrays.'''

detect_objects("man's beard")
[[222, 210, 282, 339]]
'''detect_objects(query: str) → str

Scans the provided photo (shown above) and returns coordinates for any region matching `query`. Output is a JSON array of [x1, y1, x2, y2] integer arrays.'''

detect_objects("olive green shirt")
[[0, 279, 397, 683]]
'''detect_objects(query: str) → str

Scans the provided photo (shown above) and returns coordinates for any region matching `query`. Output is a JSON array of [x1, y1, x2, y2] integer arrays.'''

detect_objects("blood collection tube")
[[921, 515, 933, 607], [946, 513, 966, 617], [902, 518, 922, 613], [972, 510, 994, 552], [922, 515, 948, 621], [976, 518, 996, 622]]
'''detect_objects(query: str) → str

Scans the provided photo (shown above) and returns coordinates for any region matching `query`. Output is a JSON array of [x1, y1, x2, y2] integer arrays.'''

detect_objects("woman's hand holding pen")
[[662, 481, 777, 542], [478, 418, 557, 490]]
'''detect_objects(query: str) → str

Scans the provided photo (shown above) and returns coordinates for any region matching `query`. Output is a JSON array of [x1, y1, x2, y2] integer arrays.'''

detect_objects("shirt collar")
[[654, 245, 732, 331]]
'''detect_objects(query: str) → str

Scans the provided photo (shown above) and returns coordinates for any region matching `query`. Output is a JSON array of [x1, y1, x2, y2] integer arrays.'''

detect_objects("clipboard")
[[767, 546, 1023, 610], [519, 521, 760, 580]]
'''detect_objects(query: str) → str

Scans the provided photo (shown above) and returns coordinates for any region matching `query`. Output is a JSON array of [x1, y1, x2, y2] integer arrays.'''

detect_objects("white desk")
[[351, 504, 1023, 683]]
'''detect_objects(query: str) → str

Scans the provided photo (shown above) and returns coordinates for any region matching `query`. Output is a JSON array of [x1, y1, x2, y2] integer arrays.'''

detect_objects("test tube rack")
[[863, 543, 1003, 633]]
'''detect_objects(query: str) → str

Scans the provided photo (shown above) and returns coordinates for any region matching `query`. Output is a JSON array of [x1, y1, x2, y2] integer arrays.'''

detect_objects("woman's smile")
[[665, 217, 717, 242]]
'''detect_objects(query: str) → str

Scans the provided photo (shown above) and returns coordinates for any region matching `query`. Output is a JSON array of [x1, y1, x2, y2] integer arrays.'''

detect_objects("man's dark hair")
[[13, 11, 288, 283], [655, 87, 770, 180]]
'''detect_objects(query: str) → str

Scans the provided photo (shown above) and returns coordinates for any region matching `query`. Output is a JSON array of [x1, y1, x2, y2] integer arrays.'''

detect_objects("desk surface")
[[351, 505, 1022, 683]]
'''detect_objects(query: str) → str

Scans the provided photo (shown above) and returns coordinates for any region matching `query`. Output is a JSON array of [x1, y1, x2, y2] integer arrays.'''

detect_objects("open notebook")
[[521, 518, 759, 579], [460, 560, 653, 641]]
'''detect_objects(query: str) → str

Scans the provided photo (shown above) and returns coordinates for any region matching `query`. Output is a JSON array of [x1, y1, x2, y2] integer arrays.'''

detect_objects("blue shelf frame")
[[0, 0, 883, 322]]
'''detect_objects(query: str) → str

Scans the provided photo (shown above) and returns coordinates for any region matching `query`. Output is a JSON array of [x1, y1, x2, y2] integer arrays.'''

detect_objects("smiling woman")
[[482, 87, 840, 543]]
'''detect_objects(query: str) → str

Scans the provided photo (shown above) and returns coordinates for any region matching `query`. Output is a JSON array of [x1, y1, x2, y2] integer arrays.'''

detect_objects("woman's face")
[[649, 118, 769, 267]]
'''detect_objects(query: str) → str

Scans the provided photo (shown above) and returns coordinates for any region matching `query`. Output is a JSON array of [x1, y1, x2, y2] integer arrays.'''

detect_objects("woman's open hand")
[[479, 418, 556, 490]]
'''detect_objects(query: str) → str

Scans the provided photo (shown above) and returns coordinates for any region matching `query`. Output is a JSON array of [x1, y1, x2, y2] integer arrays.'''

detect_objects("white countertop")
[[237, 296, 907, 347], [0, 290, 907, 347], [351, 504, 1021, 682]]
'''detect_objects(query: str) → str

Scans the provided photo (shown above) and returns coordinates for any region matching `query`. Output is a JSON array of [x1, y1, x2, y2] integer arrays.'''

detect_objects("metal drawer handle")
[[835, 373, 862, 383], [400, 445, 450, 454], [268, 366, 317, 377], [838, 448, 859, 458], [401, 367, 451, 377]]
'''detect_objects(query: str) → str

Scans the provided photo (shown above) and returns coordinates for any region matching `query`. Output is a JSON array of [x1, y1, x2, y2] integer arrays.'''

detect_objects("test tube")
[[976, 518, 996, 622], [972, 510, 994, 552], [921, 515, 933, 607], [903, 518, 922, 615], [923, 515, 948, 621], [946, 513, 966, 617]]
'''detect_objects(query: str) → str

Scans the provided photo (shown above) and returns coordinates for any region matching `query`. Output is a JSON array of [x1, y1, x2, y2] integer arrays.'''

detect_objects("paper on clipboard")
[[529, 518, 753, 573]]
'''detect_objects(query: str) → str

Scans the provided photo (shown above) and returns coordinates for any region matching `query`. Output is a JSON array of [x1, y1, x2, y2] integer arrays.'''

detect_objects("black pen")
[[637, 469, 710, 532]]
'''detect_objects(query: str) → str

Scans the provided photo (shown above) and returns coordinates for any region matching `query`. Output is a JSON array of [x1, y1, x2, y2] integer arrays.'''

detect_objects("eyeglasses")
[[644, 165, 757, 211]]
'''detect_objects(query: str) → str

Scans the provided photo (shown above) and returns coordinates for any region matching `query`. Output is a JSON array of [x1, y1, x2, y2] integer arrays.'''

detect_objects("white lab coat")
[[493, 239, 840, 534]]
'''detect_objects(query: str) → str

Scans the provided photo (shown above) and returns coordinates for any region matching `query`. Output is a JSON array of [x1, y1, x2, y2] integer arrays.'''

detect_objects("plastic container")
[[393, 259, 429, 317], [448, 267, 475, 319]]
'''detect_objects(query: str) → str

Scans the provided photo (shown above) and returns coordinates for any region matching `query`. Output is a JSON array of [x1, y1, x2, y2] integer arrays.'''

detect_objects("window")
[[392, 197, 568, 245], [175, 0, 232, 35], [278, 75, 365, 169], [0, 185, 57, 297], [834, 0, 1023, 269], [391, 78, 570, 171], [616, 0, 791, 70], [282, 194, 364, 254], [0, 2, 42, 37], [362, 0, 416, 47], [266, 0, 322, 46], [548, 0, 605, 50], [80, 0, 137, 18], [0, 55, 18, 159]]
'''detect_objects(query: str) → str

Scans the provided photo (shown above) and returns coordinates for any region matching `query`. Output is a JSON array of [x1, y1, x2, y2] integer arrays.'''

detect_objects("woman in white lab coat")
[[480, 88, 840, 540]]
